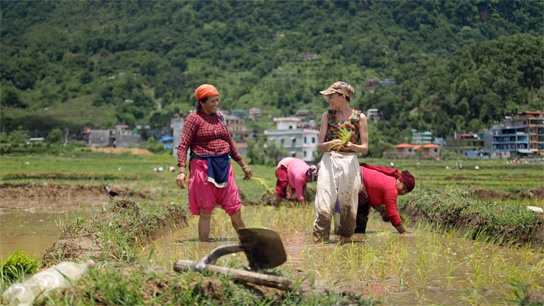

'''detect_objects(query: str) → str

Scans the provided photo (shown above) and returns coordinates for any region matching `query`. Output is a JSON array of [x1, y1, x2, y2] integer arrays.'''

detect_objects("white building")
[[367, 108, 381, 123], [172, 117, 184, 158], [412, 129, 433, 145], [264, 117, 319, 161]]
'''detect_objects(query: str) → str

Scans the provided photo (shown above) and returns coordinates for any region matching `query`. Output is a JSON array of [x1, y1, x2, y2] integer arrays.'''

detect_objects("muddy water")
[[145, 205, 544, 306], [0, 197, 107, 258]]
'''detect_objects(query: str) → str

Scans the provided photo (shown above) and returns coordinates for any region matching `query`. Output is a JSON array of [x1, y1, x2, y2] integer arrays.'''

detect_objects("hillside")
[[1, 0, 543, 148]]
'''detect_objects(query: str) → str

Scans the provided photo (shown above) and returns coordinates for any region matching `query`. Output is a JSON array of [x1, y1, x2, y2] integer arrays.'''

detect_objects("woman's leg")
[[354, 201, 370, 233], [274, 167, 288, 208], [198, 210, 212, 242], [313, 154, 336, 242], [336, 154, 361, 240], [230, 209, 245, 234]]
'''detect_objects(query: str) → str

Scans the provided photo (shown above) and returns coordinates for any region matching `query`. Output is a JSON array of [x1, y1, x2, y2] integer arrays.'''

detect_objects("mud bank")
[[401, 187, 544, 248], [0, 182, 163, 210], [42, 198, 187, 264]]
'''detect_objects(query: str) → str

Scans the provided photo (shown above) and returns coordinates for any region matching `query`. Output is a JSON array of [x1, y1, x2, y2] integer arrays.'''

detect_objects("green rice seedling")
[[1, 249, 39, 284], [250, 176, 274, 195], [507, 280, 535, 305], [329, 127, 351, 151]]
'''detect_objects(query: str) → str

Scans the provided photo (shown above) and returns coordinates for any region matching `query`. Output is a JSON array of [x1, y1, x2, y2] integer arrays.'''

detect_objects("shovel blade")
[[238, 227, 287, 270]]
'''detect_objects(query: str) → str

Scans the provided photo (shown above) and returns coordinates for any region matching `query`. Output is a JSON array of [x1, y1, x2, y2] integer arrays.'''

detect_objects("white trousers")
[[313, 151, 361, 240]]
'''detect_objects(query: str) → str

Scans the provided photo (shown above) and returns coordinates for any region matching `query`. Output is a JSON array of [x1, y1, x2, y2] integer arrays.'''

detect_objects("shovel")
[[192, 227, 287, 271]]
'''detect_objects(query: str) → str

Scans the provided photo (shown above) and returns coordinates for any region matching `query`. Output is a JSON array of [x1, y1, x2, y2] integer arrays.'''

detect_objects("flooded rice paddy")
[[1, 184, 542, 305], [145, 205, 544, 305], [0, 187, 108, 257]]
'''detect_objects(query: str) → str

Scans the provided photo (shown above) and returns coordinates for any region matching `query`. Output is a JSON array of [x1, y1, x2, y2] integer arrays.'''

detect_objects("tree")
[[46, 128, 63, 144]]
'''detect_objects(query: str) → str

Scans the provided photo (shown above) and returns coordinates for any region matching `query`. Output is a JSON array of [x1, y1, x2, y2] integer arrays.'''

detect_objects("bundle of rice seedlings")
[[330, 128, 351, 151], [252, 177, 274, 195]]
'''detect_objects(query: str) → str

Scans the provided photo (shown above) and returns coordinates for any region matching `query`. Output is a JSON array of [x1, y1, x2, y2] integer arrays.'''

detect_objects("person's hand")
[[176, 172, 186, 189], [400, 231, 415, 237], [242, 166, 253, 180], [341, 142, 354, 151], [329, 139, 343, 151]]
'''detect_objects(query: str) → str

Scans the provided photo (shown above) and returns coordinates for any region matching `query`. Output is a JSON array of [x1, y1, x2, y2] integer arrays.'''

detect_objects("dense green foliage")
[[1, 0, 543, 146], [1, 249, 39, 283]]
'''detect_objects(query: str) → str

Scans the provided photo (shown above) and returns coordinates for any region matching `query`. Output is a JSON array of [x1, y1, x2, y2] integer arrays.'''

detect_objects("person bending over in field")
[[355, 163, 415, 234], [274, 157, 318, 208], [175, 84, 252, 242]]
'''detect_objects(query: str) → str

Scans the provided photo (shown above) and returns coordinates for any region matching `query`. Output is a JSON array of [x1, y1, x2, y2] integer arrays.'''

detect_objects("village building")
[[419, 143, 441, 159], [171, 115, 184, 158], [230, 110, 248, 119], [264, 117, 319, 162], [508, 111, 544, 156], [412, 129, 433, 145], [487, 125, 530, 158], [464, 149, 491, 159], [365, 78, 380, 92], [444, 133, 485, 156], [114, 124, 141, 148], [224, 114, 252, 142], [295, 109, 312, 121], [249, 108, 262, 120], [366, 108, 381, 123], [393, 143, 417, 158], [88, 130, 111, 147]]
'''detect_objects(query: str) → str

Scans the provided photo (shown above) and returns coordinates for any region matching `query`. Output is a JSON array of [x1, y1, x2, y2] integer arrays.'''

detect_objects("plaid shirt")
[[177, 110, 241, 168]]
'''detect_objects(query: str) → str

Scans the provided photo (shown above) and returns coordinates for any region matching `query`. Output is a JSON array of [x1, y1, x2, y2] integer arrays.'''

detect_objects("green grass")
[[1, 249, 39, 283]]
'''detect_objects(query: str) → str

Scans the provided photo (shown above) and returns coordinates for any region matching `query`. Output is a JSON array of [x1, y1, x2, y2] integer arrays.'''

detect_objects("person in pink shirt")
[[355, 163, 415, 234], [274, 157, 318, 208], [175, 84, 252, 242]]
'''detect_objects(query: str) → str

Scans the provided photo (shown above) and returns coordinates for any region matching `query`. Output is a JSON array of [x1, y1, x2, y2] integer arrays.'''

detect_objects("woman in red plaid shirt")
[[176, 84, 253, 242]]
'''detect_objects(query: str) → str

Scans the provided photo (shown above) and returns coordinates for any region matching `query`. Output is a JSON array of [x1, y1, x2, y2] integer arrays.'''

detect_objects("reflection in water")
[[0, 198, 106, 258], [0, 211, 63, 257], [145, 205, 544, 306], [282, 232, 306, 264]]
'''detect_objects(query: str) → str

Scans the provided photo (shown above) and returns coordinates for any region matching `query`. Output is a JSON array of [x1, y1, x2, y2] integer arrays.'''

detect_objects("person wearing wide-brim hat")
[[313, 81, 369, 244], [355, 163, 416, 234], [176, 84, 252, 242]]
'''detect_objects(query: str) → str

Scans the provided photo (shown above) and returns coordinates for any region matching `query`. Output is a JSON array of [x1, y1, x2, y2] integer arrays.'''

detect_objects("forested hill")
[[2, 1, 543, 148]]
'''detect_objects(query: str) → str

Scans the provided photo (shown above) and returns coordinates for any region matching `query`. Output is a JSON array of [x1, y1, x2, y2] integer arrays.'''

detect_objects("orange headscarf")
[[195, 84, 219, 101]]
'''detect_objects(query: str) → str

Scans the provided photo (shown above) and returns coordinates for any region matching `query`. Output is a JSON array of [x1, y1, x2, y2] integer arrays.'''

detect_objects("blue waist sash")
[[200, 153, 231, 188]]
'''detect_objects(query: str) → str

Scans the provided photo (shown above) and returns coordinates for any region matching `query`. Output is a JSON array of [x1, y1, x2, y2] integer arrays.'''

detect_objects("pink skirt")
[[188, 159, 242, 216], [275, 165, 289, 198]]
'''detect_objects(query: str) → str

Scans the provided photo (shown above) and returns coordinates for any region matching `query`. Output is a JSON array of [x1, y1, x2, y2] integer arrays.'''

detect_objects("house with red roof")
[[393, 143, 441, 159], [394, 143, 416, 158], [419, 143, 441, 159]]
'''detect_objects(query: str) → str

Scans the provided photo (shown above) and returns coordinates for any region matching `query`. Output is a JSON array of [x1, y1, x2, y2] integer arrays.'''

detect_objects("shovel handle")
[[193, 245, 244, 271], [174, 259, 294, 291]]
